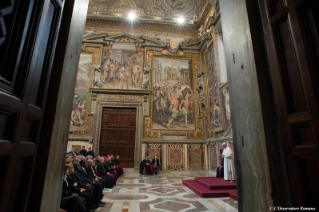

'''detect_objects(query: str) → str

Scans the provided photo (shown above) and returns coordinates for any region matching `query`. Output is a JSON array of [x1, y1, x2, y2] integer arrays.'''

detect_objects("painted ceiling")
[[88, 0, 208, 24]]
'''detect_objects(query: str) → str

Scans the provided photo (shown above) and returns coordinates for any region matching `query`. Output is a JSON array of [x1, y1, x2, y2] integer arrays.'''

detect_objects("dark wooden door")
[[260, 0, 319, 207], [100, 108, 136, 168], [0, 0, 64, 211]]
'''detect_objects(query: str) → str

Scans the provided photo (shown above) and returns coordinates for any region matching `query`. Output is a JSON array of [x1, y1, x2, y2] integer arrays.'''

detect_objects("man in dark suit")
[[86, 147, 94, 157], [79, 146, 87, 156], [64, 164, 93, 211], [61, 166, 87, 212], [151, 156, 160, 175], [77, 161, 105, 207], [87, 159, 113, 188], [69, 148, 78, 157]]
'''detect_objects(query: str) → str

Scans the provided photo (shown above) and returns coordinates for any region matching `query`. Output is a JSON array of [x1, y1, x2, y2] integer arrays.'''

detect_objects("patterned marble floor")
[[99, 169, 238, 212]]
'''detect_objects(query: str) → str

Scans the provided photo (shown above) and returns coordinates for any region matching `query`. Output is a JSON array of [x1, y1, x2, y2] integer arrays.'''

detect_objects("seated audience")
[[61, 151, 128, 211], [69, 148, 78, 157]]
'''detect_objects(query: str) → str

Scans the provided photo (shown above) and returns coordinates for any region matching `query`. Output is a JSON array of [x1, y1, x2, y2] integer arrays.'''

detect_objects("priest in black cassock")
[[142, 156, 153, 175]]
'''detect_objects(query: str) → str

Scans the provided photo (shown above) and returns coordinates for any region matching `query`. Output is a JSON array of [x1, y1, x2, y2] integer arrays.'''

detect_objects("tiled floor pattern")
[[99, 169, 238, 212]]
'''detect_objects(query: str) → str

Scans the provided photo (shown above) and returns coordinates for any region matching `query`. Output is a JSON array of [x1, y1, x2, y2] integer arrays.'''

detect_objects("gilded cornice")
[[85, 18, 198, 33], [88, 0, 205, 24], [197, 0, 213, 27]]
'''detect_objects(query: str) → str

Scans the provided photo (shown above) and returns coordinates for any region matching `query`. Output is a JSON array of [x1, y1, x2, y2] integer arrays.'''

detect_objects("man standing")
[[221, 142, 234, 181], [86, 147, 95, 158], [79, 146, 87, 156]]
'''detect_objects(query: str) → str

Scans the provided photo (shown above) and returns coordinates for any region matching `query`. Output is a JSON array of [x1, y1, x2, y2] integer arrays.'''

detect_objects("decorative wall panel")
[[209, 142, 217, 172], [189, 144, 204, 170], [167, 144, 184, 170], [146, 143, 162, 163]]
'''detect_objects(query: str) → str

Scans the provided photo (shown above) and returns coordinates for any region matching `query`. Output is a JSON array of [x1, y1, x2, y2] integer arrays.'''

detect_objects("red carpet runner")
[[183, 177, 237, 200]]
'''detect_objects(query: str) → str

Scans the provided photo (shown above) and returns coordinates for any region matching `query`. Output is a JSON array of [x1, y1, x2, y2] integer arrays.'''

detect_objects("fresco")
[[152, 57, 195, 130], [221, 83, 231, 130], [101, 49, 144, 90], [206, 47, 222, 129], [70, 54, 92, 127]]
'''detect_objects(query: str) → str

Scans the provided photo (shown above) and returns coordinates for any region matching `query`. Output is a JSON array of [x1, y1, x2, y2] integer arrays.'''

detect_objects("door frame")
[[93, 101, 143, 169]]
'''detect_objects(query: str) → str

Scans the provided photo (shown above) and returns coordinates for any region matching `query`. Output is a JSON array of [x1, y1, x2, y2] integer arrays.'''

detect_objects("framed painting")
[[220, 83, 232, 131], [100, 49, 144, 90], [204, 44, 222, 133], [151, 57, 195, 131], [70, 53, 93, 127]]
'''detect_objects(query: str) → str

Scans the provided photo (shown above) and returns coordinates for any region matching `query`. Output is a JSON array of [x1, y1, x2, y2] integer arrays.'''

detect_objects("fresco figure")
[[179, 93, 193, 128]]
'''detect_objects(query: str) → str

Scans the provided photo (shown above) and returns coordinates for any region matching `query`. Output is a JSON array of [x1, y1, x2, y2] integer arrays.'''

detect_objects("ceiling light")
[[177, 16, 185, 24], [128, 11, 136, 21]]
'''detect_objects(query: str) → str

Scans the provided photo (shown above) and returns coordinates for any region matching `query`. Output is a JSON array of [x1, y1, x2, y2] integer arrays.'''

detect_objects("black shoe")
[[92, 204, 99, 209], [155, 172, 157, 175]]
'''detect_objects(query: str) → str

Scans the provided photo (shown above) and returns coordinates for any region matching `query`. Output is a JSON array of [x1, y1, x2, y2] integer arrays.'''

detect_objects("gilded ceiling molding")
[[85, 19, 198, 33], [88, 0, 204, 20]]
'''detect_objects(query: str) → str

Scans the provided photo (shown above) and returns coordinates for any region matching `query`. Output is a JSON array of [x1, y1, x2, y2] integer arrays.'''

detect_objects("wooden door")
[[259, 0, 319, 207], [100, 108, 136, 168], [0, 0, 64, 211]]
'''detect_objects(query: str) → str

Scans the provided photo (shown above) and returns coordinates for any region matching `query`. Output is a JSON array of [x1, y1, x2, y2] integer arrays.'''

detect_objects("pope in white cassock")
[[222, 142, 234, 181]]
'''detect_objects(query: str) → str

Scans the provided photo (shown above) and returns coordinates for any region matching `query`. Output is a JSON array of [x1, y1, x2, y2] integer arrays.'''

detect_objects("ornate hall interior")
[[0, 0, 318, 212]]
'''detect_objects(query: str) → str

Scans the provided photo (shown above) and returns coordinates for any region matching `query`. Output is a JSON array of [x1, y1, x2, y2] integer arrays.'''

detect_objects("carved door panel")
[[0, 0, 64, 211], [100, 108, 136, 168], [260, 0, 319, 207]]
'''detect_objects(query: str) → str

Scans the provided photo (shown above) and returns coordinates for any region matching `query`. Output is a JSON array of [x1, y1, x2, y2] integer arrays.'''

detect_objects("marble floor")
[[98, 168, 238, 212]]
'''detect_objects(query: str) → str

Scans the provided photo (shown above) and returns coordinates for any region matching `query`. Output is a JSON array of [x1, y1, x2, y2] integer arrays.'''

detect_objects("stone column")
[[162, 144, 167, 171], [141, 143, 146, 161], [184, 144, 188, 170], [204, 144, 208, 170]]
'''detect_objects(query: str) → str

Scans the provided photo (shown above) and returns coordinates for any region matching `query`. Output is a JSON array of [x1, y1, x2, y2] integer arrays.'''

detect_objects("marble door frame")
[[93, 101, 143, 169]]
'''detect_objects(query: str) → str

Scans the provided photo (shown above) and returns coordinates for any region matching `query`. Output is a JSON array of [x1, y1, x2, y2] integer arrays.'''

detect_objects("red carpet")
[[182, 177, 237, 199], [229, 191, 238, 201]]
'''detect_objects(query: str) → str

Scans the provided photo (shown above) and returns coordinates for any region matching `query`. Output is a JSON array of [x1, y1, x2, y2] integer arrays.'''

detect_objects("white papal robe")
[[222, 147, 234, 180]]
